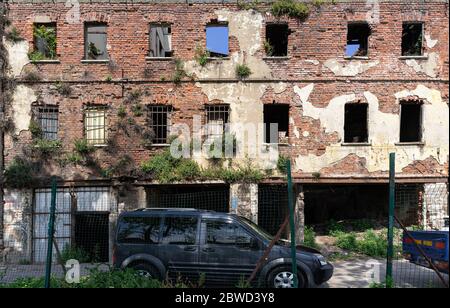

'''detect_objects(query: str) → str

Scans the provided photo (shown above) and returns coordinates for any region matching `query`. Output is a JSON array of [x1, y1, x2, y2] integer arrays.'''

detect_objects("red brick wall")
[[4, 0, 449, 184]]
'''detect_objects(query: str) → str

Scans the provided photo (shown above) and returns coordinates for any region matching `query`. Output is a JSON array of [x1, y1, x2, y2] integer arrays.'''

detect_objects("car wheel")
[[131, 263, 161, 280], [267, 266, 307, 288]]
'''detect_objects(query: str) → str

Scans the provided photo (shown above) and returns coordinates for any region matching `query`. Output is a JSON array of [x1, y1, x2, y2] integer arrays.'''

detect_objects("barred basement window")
[[37, 106, 59, 140], [149, 24, 172, 58], [85, 23, 108, 60], [205, 105, 230, 139], [85, 107, 107, 145], [402, 23, 424, 56], [148, 105, 172, 144]]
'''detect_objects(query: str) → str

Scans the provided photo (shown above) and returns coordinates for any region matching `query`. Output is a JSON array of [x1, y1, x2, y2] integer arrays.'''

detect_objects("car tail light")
[[404, 237, 414, 244], [435, 242, 446, 250]]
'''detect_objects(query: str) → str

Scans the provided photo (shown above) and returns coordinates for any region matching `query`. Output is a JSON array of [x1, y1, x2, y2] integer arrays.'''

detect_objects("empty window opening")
[[346, 23, 371, 57], [32, 23, 57, 60], [264, 104, 289, 144], [85, 23, 108, 60], [400, 102, 422, 142], [149, 24, 172, 58], [85, 106, 107, 145], [402, 23, 423, 56], [206, 24, 229, 57], [36, 106, 59, 140], [265, 24, 289, 57], [148, 105, 172, 144], [75, 213, 110, 263], [344, 103, 368, 143], [206, 105, 230, 139]]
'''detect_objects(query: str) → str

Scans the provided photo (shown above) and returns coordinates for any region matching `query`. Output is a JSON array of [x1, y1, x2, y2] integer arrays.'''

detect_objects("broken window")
[[36, 106, 59, 140], [32, 23, 57, 60], [206, 24, 229, 57], [402, 23, 423, 56], [148, 105, 172, 144], [265, 24, 289, 57], [149, 24, 172, 58], [84, 106, 107, 145], [205, 105, 230, 139], [264, 104, 289, 144], [344, 103, 368, 143], [346, 23, 371, 57], [400, 102, 422, 142], [85, 23, 108, 60]]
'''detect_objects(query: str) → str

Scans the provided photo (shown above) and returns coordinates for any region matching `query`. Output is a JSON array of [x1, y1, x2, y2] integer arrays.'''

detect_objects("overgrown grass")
[[331, 229, 402, 258], [60, 245, 91, 264], [0, 268, 190, 289]]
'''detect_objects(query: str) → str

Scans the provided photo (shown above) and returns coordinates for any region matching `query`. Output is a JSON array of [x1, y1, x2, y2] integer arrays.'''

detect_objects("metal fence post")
[[44, 177, 57, 288], [287, 160, 298, 288], [386, 153, 395, 288]]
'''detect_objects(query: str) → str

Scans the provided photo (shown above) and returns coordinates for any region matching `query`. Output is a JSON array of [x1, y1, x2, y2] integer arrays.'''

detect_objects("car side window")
[[162, 216, 197, 245], [205, 220, 253, 246], [117, 216, 161, 244]]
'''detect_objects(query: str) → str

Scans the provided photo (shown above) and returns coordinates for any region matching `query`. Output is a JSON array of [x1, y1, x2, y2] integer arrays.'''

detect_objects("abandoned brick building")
[[0, 0, 448, 263]]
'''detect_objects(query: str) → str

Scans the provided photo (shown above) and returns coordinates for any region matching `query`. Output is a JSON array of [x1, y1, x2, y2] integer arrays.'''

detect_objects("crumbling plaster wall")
[[2, 189, 33, 263], [293, 84, 449, 174]]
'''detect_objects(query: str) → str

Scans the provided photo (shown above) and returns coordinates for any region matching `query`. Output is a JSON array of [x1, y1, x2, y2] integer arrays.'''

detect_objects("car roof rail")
[[133, 208, 199, 212]]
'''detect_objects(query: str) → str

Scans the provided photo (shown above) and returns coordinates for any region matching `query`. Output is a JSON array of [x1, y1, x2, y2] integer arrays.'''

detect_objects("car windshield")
[[238, 216, 274, 242]]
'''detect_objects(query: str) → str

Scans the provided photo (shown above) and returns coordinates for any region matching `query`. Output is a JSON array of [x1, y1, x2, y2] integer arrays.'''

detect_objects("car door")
[[160, 215, 200, 282], [199, 218, 263, 287]]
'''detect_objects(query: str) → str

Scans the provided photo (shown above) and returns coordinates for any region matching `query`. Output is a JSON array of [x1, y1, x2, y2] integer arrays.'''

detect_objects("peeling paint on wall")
[[323, 59, 379, 77], [293, 84, 449, 174], [184, 9, 272, 79], [3, 38, 30, 78], [424, 34, 438, 49], [405, 52, 440, 78], [12, 85, 36, 135]]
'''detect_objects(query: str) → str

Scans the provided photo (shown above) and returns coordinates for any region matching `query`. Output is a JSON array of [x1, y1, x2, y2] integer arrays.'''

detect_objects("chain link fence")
[[391, 183, 449, 288]]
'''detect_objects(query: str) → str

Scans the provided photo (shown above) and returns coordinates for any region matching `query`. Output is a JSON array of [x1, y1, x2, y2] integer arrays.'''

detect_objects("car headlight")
[[314, 254, 328, 266]]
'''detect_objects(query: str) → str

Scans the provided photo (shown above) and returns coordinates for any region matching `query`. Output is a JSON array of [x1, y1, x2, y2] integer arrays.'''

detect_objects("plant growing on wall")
[[5, 26, 23, 43], [277, 155, 290, 174], [88, 42, 101, 59], [31, 24, 57, 60], [235, 64, 252, 79], [4, 158, 34, 188], [32, 139, 62, 157], [172, 59, 187, 84], [195, 46, 210, 67], [264, 40, 274, 56], [271, 0, 310, 20], [74, 139, 95, 155]]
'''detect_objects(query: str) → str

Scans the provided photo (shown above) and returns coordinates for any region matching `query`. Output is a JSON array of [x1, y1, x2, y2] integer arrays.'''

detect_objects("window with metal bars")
[[37, 106, 59, 140], [84, 106, 107, 145], [205, 105, 230, 139], [148, 105, 172, 144]]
